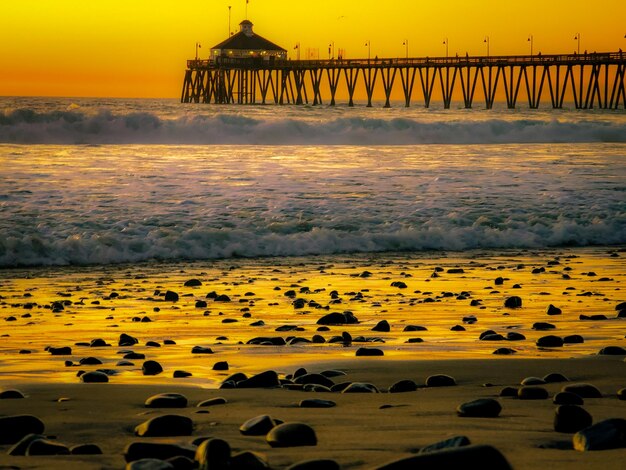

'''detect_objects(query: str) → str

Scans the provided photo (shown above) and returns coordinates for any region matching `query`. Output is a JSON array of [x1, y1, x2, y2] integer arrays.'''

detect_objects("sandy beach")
[[0, 248, 624, 468]]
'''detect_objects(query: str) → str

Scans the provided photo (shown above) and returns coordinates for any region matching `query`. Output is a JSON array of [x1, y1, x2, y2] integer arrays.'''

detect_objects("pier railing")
[[182, 51, 626, 109]]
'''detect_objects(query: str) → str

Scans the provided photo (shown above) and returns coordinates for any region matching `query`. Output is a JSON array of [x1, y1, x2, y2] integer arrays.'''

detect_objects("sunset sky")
[[1, 0, 624, 98]]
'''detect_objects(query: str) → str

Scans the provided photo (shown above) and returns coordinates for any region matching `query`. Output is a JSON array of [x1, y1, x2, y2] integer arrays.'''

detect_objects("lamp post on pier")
[[528, 34, 533, 56], [574, 33, 581, 54], [365, 40, 371, 60], [403, 39, 409, 59], [195, 42, 201, 60], [484, 36, 490, 57], [329, 41, 334, 59], [443, 38, 448, 58]]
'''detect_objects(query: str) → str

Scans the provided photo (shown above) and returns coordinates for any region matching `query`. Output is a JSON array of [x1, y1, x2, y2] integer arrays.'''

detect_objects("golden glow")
[[1, 0, 624, 98]]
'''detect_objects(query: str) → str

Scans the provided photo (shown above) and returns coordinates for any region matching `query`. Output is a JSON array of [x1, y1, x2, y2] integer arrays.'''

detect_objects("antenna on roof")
[[245, 0, 249, 20], [228, 6, 232, 37]]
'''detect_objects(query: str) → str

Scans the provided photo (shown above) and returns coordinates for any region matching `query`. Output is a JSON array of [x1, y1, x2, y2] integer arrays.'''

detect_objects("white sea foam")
[[1, 105, 625, 145]]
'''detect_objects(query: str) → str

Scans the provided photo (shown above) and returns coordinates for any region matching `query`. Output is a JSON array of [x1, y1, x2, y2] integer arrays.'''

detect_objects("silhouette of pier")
[[181, 52, 626, 109]]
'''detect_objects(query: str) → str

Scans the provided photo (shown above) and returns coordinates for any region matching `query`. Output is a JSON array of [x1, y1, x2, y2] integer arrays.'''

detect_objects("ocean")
[[1, 97, 625, 267]]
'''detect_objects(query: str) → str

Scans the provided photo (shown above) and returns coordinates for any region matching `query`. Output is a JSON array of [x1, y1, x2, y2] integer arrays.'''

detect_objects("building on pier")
[[210, 20, 287, 62]]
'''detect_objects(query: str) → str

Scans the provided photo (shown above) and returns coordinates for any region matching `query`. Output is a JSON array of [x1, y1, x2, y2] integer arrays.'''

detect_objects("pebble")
[[457, 398, 502, 417], [145, 393, 188, 408], [142, 360, 163, 376], [598, 346, 626, 355], [553, 391, 584, 405], [618, 388, 626, 401], [212, 361, 229, 371], [563, 334, 584, 344], [7, 433, 46, 455], [562, 383, 602, 398], [70, 443, 103, 454], [504, 296, 522, 308], [425, 374, 456, 387], [237, 370, 280, 388], [191, 346, 214, 354], [294, 373, 335, 388], [135, 415, 193, 437], [230, 450, 269, 469], [316, 311, 358, 325], [342, 382, 379, 393], [493, 347, 516, 355], [536, 335, 563, 347], [372, 320, 390, 332], [173, 370, 192, 378], [197, 397, 228, 407], [419, 435, 471, 454], [184, 279, 202, 287], [554, 405, 593, 433], [26, 438, 70, 455], [239, 415, 278, 436], [80, 371, 109, 383], [375, 444, 512, 469], [0, 389, 25, 399], [126, 459, 174, 470], [355, 347, 384, 356], [573, 418, 626, 451], [388, 379, 418, 393], [119, 333, 139, 346], [543, 372, 569, 383], [518, 386, 549, 400], [299, 399, 336, 408], [164, 291, 179, 302], [521, 377, 546, 385], [546, 304, 562, 315], [195, 438, 231, 469], [124, 442, 196, 462], [266, 422, 317, 447], [499, 386, 518, 397]]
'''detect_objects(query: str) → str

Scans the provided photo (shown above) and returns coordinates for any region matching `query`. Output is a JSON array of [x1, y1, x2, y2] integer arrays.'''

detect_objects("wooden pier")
[[181, 52, 626, 109]]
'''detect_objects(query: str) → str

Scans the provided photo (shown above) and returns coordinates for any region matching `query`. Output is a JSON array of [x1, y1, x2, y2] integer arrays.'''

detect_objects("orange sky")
[[1, 0, 624, 98]]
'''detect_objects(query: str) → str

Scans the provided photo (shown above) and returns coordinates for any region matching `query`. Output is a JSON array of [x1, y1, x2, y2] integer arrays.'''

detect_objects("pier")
[[182, 52, 626, 109]]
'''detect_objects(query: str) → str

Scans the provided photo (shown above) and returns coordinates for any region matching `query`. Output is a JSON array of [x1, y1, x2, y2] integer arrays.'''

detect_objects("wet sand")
[[0, 247, 624, 468]]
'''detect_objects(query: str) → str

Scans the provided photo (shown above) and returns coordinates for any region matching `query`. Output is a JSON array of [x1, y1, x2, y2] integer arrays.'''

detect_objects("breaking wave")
[[1, 107, 625, 145]]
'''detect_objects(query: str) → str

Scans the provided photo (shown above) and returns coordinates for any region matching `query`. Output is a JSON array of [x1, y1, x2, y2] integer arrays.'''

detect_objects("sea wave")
[[1, 108, 625, 145], [1, 220, 624, 267]]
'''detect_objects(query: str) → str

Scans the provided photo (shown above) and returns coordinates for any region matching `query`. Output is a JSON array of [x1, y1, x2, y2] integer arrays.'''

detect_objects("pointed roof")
[[211, 27, 286, 52]]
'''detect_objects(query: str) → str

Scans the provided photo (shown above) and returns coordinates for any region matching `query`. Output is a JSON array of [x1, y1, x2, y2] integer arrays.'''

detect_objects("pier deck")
[[182, 52, 626, 109]]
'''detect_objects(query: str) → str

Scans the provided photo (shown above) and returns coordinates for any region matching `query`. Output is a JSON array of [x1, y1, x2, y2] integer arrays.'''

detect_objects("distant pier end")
[[182, 23, 626, 109]]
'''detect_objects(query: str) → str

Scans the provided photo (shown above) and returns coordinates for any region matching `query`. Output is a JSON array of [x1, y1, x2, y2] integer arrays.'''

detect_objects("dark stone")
[[299, 399, 336, 408], [457, 398, 502, 417], [316, 311, 358, 325], [294, 373, 335, 388], [126, 458, 174, 469], [425, 374, 456, 387], [213, 361, 229, 371], [521, 377, 546, 385], [493, 347, 516, 355], [450, 325, 465, 331], [573, 418, 626, 451], [90, 338, 109, 347], [543, 372, 569, 383], [482, 334, 506, 341], [286, 459, 341, 470], [124, 352, 145, 359], [195, 438, 231, 470], [562, 383, 602, 398], [7, 433, 46, 455], [79, 356, 103, 365], [554, 391, 584, 405], [406, 338, 424, 343], [237, 370, 280, 388], [142, 360, 163, 376], [547, 304, 562, 315], [145, 393, 188, 408], [355, 347, 384, 356], [555, 405, 593, 433], [506, 332, 526, 341], [494, 277, 504, 285], [266, 422, 317, 447], [135, 415, 193, 437], [563, 334, 584, 344], [598, 346, 626, 355], [191, 346, 214, 354], [215, 294, 231, 302], [246, 337, 286, 346], [419, 435, 471, 454], [117, 333, 139, 346], [391, 281, 408, 288], [533, 322, 556, 330], [0, 389, 25, 399], [320, 369, 346, 378], [372, 320, 390, 332], [447, 268, 464, 274], [342, 382, 379, 393], [518, 386, 549, 400], [230, 450, 269, 469], [80, 371, 109, 383], [239, 415, 278, 436], [184, 279, 202, 287], [164, 291, 179, 302], [26, 438, 70, 455], [48, 346, 72, 355], [499, 387, 518, 397], [174, 370, 192, 378], [403, 325, 427, 332], [197, 397, 227, 407], [388, 379, 418, 393], [70, 444, 103, 454], [195, 300, 208, 308], [504, 296, 522, 308], [375, 444, 512, 469], [124, 442, 196, 462], [536, 335, 563, 347], [618, 388, 626, 401]]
